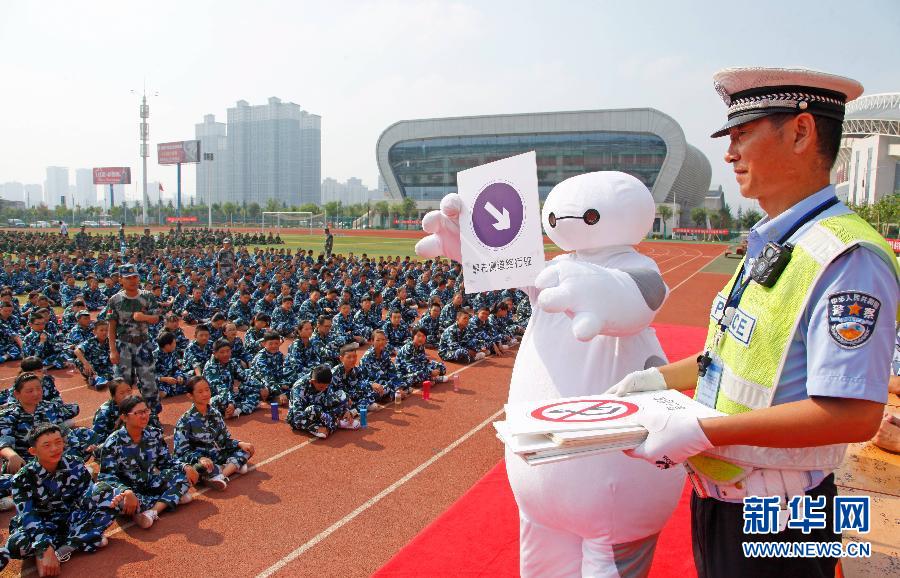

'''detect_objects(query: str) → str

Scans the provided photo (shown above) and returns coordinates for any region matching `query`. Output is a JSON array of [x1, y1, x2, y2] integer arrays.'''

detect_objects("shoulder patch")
[[826, 291, 881, 349]]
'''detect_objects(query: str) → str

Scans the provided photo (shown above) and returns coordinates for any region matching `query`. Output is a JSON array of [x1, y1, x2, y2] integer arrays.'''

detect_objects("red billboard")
[[158, 140, 201, 165], [92, 167, 131, 185], [887, 238, 900, 253], [165, 216, 198, 223]]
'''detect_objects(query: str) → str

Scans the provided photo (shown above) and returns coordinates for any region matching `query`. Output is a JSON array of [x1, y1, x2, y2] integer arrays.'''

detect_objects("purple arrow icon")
[[472, 182, 524, 249]]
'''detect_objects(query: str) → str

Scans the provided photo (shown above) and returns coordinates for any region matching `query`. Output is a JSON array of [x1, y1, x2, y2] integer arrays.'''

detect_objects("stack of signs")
[[494, 390, 723, 466]]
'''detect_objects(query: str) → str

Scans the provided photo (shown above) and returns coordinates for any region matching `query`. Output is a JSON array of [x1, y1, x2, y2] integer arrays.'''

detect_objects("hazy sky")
[[1, 0, 897, 209]]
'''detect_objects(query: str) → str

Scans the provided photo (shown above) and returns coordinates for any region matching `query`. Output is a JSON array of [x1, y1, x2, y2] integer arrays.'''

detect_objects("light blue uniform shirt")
[[741, 185, 898, 406]]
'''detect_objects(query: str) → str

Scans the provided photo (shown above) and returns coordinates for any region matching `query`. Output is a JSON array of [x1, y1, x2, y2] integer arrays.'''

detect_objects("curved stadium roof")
[[843, 92, 900, 137]]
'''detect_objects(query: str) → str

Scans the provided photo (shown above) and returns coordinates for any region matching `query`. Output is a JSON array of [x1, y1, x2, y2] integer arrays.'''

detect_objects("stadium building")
[[375, 109, 711, 232], [833, 93, 900, 205]]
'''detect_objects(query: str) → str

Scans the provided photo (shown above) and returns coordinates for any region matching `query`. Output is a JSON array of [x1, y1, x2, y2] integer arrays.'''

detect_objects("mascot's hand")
[[605, 367, 667, 396], [535, 260, 616, 341], [415, 193, 462, 263], [625, 412, 713, 469]]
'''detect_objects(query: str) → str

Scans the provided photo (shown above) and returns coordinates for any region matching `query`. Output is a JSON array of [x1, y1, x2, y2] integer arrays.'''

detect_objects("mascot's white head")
[[542, 171, 656, 252]]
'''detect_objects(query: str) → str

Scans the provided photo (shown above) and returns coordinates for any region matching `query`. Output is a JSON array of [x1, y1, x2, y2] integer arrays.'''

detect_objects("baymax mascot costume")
[[417, 171, 684, 577]]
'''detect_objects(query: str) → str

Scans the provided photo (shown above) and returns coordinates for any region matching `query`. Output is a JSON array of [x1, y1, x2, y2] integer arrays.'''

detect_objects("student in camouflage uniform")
[[352, 295, 381, 341], [330, 343, 386, 412], [73, 319, 114, 389], [90, 379, 133, 447], [98, 396, 197, 530], [297, 290, 322, 321], [243, 313, 271, 358], [224, 322, 251, 367], [83, 276, 107, 311], [439, 310, 485, 363], [182, 286, 211, 324], [106, 265, 162, 415], [284, 320, 319, 383], [382, 309, 411, 354], [310, 315, 340, 366], [162, 313, 190, 355], [271, 296, 299, 337], [203, 339, 260, 418], [439, 292, 465, 330], [174, 376, 254, 492], [227, 290, 254, 329], [66, 310, 95, 349], [154, 332, 188, 398], [23, 313, 72, 369], [249, 331, 291, 405], [4, 424, 121, 573], [287, 365, 354, 438], [184, 324, 214, 376], [0, 302, 23, 363], [488, 302, 520, 346], [397, 328, 448, 387], [0, 374, 94, 498], [138, 229, 156, 260], [358, 330, 405, 398], [414, 303, 444, 347], [0, 359, 69, 412], [470, 307, 505, 356]]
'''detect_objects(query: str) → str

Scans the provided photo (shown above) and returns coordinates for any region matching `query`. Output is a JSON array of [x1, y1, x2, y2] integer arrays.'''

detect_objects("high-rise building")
[[74, 169, 96, 207], [45, 166, 69, 207], [195, 114, 228, 206], [196, 97, 321, 208], [321, 177, 382, 205]]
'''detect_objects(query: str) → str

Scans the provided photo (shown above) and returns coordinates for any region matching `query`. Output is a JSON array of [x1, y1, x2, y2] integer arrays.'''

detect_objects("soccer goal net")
[[261, 211, 313, 234]]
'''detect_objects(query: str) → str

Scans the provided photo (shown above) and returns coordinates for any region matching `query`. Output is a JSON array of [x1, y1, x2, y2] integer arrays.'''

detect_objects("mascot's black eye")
[[548, 212, 557, 228], [583, 209, 600, 225]]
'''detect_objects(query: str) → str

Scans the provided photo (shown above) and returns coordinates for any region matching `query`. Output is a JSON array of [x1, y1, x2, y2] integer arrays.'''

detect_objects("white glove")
[[534, 260, 617, 341], [624, 412, 713, 469], [415, 194, 462, 263], [604, 367, 667, 397]]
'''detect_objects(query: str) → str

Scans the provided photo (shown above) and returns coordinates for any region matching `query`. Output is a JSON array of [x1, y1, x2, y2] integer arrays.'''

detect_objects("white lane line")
[[667, 250, 726, 294], [255, 407, 505, 578], [660, 251, 706, 275]]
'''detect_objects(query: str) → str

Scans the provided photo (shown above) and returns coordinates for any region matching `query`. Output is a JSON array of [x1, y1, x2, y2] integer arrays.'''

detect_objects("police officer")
[[107, 265, 162, 415], [606, 67, 899, 578]]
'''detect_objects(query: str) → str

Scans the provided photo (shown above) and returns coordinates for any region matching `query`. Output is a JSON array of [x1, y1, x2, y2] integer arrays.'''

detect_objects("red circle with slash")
[[530, 399, 639, 422]]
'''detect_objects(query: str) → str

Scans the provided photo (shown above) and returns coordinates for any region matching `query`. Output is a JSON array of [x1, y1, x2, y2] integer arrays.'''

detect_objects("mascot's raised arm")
[[416, 171, 685, 578]]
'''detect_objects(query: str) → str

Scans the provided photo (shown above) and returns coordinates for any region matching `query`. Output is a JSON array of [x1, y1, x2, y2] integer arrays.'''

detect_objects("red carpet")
[[375, 324, 706, 578]]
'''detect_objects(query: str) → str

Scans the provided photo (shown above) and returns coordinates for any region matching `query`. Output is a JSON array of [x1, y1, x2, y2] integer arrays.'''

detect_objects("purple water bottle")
[[270, 401, 279, 421]]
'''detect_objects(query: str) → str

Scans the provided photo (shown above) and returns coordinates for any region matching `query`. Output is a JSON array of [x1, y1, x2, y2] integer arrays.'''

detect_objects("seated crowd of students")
[[0, 234, 530, 574]]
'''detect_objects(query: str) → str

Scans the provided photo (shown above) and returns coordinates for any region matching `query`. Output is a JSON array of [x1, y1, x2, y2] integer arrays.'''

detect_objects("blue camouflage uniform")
[[184, 340, 213, 375], [358, 346, 405, 396], [0, 321, 22, 362], [0, 376, 64, 407], [296, 298, 321, 322], [227, 301, 253, 327], [98, 426, 190, 511], [330, 364, 381, 408], [23, 330, 71, 369], [173, 405, 249, 479], [381, 320, 410, 353], [243, 327, 267, 358], [439, 302, 462, 330], [90, 400, 122, 447], [331, 312, 356, 346], [271, 307, 298, 337], [310, 332, 340, 366], [438, 324, 478, 363], [249, 349, 291, 399], [352, 308, 381, 341], [414, 314, 443, 346], [182, 297, 210, 323], [154, 348, 188, 397], [396, 342, 447, 384], [286, 376, 350, 435], [5, 457, 119, 560], [203, 357, 260, 415], [74, 335, 114, 386], [284, 339, 320, 384]]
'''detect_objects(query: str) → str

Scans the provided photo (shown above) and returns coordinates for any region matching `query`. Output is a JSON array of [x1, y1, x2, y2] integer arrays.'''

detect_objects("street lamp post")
[[203, 152, 214, 228]]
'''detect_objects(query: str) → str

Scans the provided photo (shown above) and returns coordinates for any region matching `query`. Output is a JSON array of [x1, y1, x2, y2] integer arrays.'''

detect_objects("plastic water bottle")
[[360, 406, 368, 428], [452, 374, 460, 393], [422, 380, 432, 400], [270, 401, 279, 421], [394, 389, 402, 411]]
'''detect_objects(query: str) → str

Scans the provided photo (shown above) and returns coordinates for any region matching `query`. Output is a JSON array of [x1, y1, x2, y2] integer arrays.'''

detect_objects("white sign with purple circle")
[[457, 151, 544, 293]]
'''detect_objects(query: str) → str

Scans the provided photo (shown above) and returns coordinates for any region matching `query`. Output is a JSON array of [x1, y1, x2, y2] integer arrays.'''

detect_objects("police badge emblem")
[[827, 291, 881, 349]]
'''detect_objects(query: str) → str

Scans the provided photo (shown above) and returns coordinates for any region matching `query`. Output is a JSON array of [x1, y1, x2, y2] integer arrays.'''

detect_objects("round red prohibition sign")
[[530, 399, 640, 423]]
